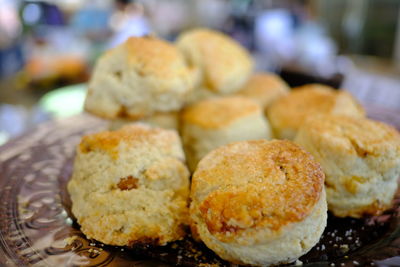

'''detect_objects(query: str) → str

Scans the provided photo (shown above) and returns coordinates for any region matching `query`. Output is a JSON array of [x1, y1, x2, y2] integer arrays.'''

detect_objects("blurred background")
[[0, 0, 399, 145]]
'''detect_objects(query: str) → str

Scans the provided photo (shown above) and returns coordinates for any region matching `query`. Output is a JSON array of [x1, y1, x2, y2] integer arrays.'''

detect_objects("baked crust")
[[68, 124, 190, 246], [85, 36, 197, 119], [181, 96, 261, 129], [176, 28, 253, 94], [191, 139, 325, 243], [267, 84, 365, 139], [236, 72, 289, 109], [295, 115, 400, 217], [79, 124, 177, 159], [299, 115, 400, 157]]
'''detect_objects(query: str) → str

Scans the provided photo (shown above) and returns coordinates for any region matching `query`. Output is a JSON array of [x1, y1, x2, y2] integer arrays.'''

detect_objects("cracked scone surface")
[[267, 84, 365, 140], [67, 124, 190, 246], [181, 96, 271, 172], [190, 140, 327, 266], [295, 115, 400, 218], [84, 36, 197, 120], [176, 28, 253, 103]]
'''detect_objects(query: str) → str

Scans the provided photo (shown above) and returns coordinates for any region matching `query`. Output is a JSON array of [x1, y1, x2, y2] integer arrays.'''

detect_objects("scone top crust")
[[191, 140, 325, 243], [101, 36, 192, 80], [181, 96, 261, 129], [79, 124, 181, 160], [123, 36, 192, 79], [70, 123, 190, 246], [267, 84, 365, 133], [236, 72, 289, 108], [85, 36, 197, 120], [299, 115, 400, 159], [176, 28, 253, 93]]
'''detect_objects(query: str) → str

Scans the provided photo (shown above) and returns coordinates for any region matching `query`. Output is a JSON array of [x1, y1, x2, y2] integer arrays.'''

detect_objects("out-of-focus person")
[[0, 0, 24, 79], [108, 0, 150, 48]]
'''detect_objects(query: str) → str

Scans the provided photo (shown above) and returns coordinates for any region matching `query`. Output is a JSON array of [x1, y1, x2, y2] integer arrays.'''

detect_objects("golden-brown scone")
[[295, 115, 400, 218], [84, 36, 197, 120], [176, 28, 253, 103], [236, 72, 289, 110], [109, 111, 179, 131], [181, 96, 271, 171], [67, 124, 190, 246], [267, 84, 365, 140], [190, 140, 327, 266]]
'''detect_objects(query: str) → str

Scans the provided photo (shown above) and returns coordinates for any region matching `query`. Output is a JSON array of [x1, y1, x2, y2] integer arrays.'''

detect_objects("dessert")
[[176, 28, 253, 104], [181, 96, 271, 171], [190, 140, 327, 265], [236, 72, 289, 111], [68, 25, 400, 266], [267, 84, 365, 140], [295, 115, 400, 217], [84, 36, 197, 120], [67, 124, 190, 246]]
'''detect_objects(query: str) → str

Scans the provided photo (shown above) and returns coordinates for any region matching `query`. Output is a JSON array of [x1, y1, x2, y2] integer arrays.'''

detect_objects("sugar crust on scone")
[[190, 140, 327, 265]]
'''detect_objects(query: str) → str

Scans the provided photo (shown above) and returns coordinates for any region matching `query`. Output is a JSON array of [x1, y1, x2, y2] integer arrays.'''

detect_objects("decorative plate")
[[1, 107, 400, 267]]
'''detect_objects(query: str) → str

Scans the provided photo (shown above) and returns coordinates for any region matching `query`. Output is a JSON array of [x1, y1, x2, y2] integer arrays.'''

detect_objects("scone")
[[236, 72, 289, 110], [176, 28, 253, 103], [67, 124, 190, 246], [267, 84, 365, 140], [190, 140, 327, 266], [85, 36, 197, 120], [295, 115, 400, 218], [109, 112, 179, 131], [181, 96, 271, 171]]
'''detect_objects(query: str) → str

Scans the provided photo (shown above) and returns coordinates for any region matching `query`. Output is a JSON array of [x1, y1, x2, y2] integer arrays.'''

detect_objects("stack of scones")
[[68, 28, 400, 266]]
